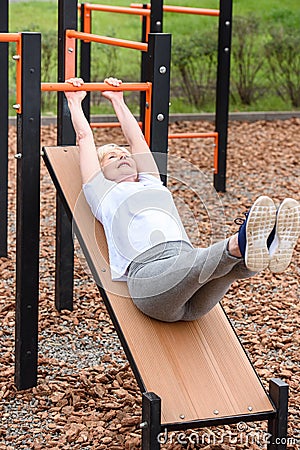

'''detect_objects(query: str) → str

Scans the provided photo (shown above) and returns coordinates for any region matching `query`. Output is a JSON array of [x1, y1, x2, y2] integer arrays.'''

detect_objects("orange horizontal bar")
[[168, 132, 218, 139], [66, 29, 148, 52], [0, 32, 21, 42], [85, 3, 150, 16], [41, 82, 151, 92], [168, 132, 219, 174], [90, 121, 143, 129], [91, 122, 122, 129], [163, 5, 219, 16], [0, 33, 22, 113], [131, 3, 219, 16]]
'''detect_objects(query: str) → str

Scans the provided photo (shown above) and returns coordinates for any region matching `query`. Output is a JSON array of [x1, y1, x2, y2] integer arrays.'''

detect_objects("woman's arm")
[[102, 77, 160, 179], [65, 78, 101, 184]]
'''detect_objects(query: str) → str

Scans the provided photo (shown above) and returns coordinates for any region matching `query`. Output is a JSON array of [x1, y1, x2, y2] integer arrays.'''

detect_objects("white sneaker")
[[243, 196, 277, 272], [269, 198, 300, 273]]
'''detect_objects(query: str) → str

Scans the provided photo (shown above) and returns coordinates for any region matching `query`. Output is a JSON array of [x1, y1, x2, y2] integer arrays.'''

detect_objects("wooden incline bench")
[[43, 145, 289, 450]]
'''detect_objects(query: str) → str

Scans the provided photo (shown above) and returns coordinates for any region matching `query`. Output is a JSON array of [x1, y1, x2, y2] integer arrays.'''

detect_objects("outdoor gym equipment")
[[0, 1, 290, 448]]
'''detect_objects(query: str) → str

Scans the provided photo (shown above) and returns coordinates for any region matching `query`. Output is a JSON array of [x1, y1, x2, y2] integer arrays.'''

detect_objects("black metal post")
[[56, 0, 78, 311], [140, 0, 163, 125], [146, 33, 171, 186], [15, 33, 41, 390], [0, 0, 9, 257], [142, 392, 161, 450], [267, 378, 289, 450], [214, 0, 232, 192], [150, 0, 163, 33], [80, 3, 91, 122]]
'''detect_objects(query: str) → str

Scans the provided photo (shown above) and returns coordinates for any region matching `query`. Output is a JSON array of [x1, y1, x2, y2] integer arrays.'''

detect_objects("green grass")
[[8, 0, 300, 113]]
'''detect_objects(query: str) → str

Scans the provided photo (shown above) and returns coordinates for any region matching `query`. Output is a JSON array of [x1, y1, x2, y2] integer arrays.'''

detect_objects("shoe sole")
[[245, 196, 276, 272], [269, 198, 300, 273]]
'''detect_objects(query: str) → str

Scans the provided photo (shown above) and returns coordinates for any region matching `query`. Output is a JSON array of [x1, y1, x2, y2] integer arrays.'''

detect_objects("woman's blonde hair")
[[96, 143, 131, 163]]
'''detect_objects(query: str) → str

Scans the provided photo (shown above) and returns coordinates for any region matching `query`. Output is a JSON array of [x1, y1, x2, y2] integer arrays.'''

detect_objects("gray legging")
[[127, 240, 255, 322]]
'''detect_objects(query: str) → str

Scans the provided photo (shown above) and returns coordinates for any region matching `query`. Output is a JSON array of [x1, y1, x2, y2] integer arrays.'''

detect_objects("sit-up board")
[[43, 145, 275, 430]]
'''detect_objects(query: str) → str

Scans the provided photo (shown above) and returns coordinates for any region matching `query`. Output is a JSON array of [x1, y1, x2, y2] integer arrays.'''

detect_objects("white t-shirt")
[[83, 171, 191, 281]]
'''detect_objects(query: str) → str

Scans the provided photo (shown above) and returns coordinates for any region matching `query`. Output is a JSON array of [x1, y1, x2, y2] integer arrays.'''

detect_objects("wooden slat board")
[[43, 146, 274, 425]]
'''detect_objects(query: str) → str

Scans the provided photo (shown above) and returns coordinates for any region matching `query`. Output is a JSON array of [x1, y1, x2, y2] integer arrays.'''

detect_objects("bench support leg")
[[55, 196, 74, 311], [141, 392, 161, 450], [267, 378, 289, 450]]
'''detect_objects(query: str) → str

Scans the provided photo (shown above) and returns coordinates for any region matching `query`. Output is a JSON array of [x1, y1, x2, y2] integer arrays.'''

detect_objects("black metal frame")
[[268, 379, 289, 450], [0, 0, 9, 257], [214, 0, 232, 192], [76, 0, 231, 191], [80, 3, 91, 122], [145, 32, 171, 186], [15, 33, 41, 390], [139, 379, 288, 450], [55, 0, 78, 312]]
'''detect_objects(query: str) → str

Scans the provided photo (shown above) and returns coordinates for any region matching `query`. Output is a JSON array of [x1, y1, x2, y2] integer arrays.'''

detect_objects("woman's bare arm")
[[65, 78, 101, 184], [102, 77, 160, 179]]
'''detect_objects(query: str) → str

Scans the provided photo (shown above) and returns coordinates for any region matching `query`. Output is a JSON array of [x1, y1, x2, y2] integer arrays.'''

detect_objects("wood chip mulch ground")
[[0, 118, 299, 449]]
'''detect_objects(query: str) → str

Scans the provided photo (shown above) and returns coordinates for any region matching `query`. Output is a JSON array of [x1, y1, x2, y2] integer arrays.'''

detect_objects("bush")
[[171, 29, 218, 110], [90, 28, 120, 107], [230, 15, 266, 106], [40, 30, 57, 112], [265, 25, 300, 108]]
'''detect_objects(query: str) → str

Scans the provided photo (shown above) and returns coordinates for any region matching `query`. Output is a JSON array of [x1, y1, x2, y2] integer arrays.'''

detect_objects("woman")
[[65, 77, 300, 322]]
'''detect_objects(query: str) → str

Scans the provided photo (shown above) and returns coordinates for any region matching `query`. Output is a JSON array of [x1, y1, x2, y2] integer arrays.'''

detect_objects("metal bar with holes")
[[55, 0, 78, 313], [214, 0, 232, 192], [15, 32, 41, 390]]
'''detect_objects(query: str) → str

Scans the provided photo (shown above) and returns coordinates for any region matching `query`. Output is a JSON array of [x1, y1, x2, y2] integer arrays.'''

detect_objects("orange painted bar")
[[41, 82, 151, 92], [83, 5, 91, 35], [168, 132, 218, 139], [144, 81, 152, 145], [85, 3, 150, 16], [65, 34, 76, 80], [16, 38, 22, 114], [41, 82, 152, 145], [130, 3, 219, 16], [66, 29, 148, 52], [90, 121, 143, 129], [163, 5, 219, 16], [0, 32, 20, 42], [0, 33, 22, 113], [80, 3, 150, 35], [168, 132, 219, 174]]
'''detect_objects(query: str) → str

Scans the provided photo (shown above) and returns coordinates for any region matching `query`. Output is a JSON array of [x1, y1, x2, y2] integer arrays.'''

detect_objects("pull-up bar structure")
[[0, 33, 21, 113], [131, 2, 220, 16], [41, 81, 151, 91], [42, 81, 152, 144], [80, 3, 151, 38], [66, 29, 148, 51], [168, 132, 219, 174], [79, 0, 231, 193]]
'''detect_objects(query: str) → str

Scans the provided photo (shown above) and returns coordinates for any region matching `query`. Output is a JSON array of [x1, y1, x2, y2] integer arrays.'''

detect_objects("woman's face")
[[101, 149, 138, 183]]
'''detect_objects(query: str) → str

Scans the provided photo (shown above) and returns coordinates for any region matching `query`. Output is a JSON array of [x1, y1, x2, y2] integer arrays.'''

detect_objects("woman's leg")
[[181, 260, 255, 321], [127, 238, 244, 322]]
